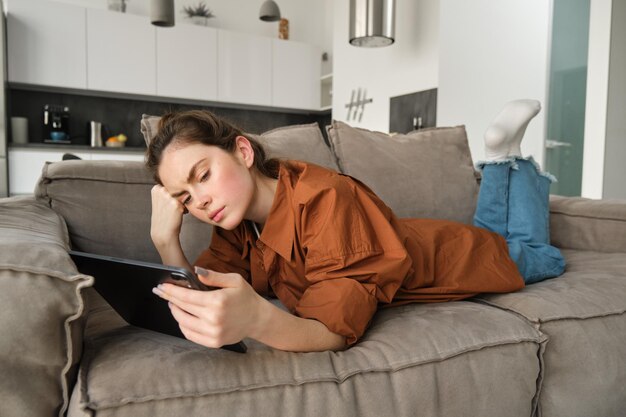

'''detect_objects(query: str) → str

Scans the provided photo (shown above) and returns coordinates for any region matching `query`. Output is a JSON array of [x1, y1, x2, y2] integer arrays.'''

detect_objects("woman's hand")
[[152, 267, 264, 348], [150, 184, 186, 249], [153, 267, 347, 352]]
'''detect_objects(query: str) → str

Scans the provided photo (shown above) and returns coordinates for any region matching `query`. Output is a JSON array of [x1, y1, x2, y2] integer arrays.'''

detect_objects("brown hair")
[[146, 110, 280, 184]]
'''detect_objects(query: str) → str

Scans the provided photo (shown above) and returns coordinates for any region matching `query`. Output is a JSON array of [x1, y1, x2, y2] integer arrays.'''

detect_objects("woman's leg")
[[505, 158, 565, 283], [473, 161, 510, 238], [474, 100, 565, 284]]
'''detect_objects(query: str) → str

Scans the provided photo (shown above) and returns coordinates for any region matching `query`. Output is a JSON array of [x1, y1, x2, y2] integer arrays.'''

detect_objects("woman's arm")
[[253, 299, 347, 352], [150, 185, 193, 271], [153, 268, 347, 352], [154, 240, 194, 272]]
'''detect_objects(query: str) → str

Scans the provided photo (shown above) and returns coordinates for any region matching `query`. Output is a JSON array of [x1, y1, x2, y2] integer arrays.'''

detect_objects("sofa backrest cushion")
[[34, 160, 212, 264], [252, 123, 340, 171], [141, 115, 339, 172], [327, 121, 479, 224], [549, 195, 626, 253]]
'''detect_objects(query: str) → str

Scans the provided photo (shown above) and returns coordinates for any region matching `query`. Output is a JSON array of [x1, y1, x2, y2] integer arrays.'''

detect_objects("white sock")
[[484, 99, 541, 161]]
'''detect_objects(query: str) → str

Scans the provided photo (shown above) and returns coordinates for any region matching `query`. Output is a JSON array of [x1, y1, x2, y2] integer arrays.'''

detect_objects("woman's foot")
[[484, 99, 541, 161]]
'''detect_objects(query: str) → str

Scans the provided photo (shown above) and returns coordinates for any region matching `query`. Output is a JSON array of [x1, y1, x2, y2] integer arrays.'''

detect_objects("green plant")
[[183, 2, 215, 18]]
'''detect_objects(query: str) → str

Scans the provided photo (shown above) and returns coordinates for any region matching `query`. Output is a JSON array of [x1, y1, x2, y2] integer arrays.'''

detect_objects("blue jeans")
[[473, 157, 566, 284]]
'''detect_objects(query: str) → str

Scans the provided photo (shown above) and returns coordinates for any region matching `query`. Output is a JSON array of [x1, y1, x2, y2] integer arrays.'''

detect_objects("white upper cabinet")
[[156, 25, 217, 101], [217, 30, 272, 106], [87, 9, 156, 95], [272, 40, 321, 110], [7, 0, 87, 89], [5, 0, 323, 110]]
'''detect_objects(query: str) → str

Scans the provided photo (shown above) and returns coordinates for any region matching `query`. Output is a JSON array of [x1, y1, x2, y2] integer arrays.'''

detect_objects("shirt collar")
[[257, 163, 295, 261]]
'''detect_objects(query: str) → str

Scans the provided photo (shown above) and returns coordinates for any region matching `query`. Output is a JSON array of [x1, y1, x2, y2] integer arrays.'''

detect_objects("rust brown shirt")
[[195, 161, 524, 345]]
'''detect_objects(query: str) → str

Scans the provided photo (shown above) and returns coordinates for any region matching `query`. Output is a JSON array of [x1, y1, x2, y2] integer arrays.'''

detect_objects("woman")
[[148, 100, 565, 352]]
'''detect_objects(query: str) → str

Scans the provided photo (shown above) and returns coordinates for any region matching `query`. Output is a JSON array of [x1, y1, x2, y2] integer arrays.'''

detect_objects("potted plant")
[[183, 2, 215, 26]]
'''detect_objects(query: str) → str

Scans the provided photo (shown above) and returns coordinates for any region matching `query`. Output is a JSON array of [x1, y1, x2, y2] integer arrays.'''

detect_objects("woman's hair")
[[146, 110, 280, 183]]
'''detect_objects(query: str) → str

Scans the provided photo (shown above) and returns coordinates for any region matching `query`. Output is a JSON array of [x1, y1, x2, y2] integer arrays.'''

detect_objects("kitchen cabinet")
[[6, 0, 324, 111], [272, 40, 321, 109], [156, 25, 218, 101], [87, 9, 156, 95], [217, 30, 272, 106], [8, 148, 145, 196], [6, 0, 87, 89]]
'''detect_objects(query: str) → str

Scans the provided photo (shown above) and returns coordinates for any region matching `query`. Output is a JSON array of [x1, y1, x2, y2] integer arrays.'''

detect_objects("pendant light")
[[349, 0, 396, 47], [259, 0, 281, 22], [151, 0, 175, 27]]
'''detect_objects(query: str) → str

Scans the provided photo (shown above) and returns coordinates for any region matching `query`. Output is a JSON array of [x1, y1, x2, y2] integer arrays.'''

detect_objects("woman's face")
[[158, 137, 256, 230]]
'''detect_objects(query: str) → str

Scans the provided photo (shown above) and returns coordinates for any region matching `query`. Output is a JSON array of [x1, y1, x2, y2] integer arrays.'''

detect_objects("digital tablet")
[[69, 250, 247, 353]]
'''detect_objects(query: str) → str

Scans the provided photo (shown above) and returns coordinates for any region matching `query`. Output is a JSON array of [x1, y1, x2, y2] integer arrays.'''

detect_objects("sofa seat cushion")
[[0, 196, 93, 417], [70, 302, 545, 417], [475, 249, 626, 417], [476, 249, 626, 323]]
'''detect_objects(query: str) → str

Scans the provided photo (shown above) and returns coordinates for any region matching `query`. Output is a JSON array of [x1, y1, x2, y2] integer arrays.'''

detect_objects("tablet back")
[[70, 250, 195, 339], [69, 251, 247, 353]]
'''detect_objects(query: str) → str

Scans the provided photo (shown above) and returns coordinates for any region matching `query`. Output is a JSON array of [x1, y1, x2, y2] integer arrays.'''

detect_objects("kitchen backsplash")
[[8, 88, 331, 148]]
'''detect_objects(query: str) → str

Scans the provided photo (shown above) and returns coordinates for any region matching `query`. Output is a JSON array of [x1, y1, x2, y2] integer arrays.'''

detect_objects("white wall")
[[331, 0, 439, 132], [39, 0, 334, 73], [437, 0, 552, 164]]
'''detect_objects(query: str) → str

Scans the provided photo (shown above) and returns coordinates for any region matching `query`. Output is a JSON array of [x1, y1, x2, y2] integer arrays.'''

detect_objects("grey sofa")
[[1, 121, 625, 417]]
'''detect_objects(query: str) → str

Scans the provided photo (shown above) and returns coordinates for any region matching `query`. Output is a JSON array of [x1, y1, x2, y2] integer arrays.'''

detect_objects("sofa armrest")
[[549, 195, 626, 253], [0, 196, 93, 417]]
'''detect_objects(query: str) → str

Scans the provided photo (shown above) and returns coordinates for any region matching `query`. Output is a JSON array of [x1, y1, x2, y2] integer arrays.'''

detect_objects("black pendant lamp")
[[349, 0, 396, 47]]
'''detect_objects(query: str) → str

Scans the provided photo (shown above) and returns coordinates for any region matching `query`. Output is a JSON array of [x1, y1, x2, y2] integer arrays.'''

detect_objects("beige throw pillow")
[[140, 114, 161, 146], [253, 123, 339, 171], [327, 121, 479, 224]]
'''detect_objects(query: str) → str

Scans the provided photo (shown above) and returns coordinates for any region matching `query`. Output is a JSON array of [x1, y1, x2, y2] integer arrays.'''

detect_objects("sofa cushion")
[[475, 249, 626, 417], [0, 196, 93, 417], [34, 160, 212, 264], [253, 123, 340, 171], [549, 195, 626, 253], [140, 114, 161, 147], [327, 121, 479, 223], [141, 114, 339, 172], [68, 302, 545, 417]]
